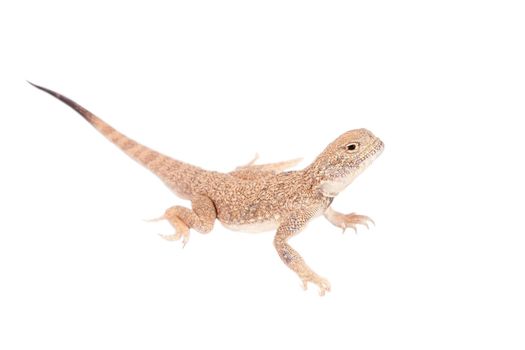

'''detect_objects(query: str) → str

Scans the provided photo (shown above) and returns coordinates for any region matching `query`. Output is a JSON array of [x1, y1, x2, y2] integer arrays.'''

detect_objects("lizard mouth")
[[340, 138, 384, 179], [332, 138, 384, 178], [320, 138, 384, 197], [370, 139, 384, 158], [353, 138, 384, 169]]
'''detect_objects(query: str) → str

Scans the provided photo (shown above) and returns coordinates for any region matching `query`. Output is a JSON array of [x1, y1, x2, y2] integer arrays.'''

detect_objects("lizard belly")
[[221, 218, 280, 233]]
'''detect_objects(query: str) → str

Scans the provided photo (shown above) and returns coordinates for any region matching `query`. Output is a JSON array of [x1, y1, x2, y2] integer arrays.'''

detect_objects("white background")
[[1, 1, 524, 349]]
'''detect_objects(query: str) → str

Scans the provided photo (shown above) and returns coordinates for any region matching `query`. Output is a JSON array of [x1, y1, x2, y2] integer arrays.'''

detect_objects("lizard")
[[29, 82, 384, 296]]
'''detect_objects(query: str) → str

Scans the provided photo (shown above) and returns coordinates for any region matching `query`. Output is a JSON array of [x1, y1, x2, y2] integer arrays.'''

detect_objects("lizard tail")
[[29, 82, 198, 196]]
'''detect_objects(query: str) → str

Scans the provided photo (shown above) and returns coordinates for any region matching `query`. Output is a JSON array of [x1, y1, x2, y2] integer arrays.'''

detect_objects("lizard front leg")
[[274, 213, 331, 296], [159, 194, 216, 247], [324, 207, 374, 233]]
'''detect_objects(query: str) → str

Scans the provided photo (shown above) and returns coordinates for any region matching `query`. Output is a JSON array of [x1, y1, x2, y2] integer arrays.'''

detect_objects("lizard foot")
[[328, 211, 374, 234], [340, 213, 374, 234], [325, 208, 374, 234], [159, 215, 191, 247], [301, 272, 331, 296]]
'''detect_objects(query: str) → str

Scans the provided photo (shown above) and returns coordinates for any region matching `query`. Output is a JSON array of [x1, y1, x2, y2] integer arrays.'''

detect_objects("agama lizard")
[[30, 82, 384, 295]]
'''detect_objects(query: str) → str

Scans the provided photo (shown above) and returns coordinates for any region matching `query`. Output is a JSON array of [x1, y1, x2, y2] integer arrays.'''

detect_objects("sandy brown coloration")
[[30, 82, 384, 295], [324, 207, 375, 234]]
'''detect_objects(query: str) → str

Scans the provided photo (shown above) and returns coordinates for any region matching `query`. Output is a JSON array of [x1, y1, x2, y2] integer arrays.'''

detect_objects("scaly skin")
[[30, 82, 384, 295]]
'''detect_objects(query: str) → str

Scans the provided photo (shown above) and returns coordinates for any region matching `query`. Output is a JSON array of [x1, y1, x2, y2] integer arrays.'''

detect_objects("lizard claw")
[[301, 273, 331, 296], [157, 215, 190, 247], [339, 213, 374, 234]]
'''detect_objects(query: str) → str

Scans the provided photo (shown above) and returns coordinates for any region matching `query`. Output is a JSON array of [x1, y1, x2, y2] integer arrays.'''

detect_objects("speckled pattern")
[[30, 82, 384, 296]]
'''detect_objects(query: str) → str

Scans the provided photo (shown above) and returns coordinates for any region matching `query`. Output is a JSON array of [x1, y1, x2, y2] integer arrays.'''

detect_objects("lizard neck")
[[303, 160, 358, 198]]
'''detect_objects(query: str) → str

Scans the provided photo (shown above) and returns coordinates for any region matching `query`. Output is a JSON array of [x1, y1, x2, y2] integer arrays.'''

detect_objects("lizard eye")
[[346, 143, 359, 151]]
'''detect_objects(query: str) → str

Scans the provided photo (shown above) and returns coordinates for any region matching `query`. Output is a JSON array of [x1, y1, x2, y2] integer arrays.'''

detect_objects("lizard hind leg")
[[234, 154, 302, 172], [156, 195, 217, 247], [158, 210, 190, 247], [230, 155, 303, 180]]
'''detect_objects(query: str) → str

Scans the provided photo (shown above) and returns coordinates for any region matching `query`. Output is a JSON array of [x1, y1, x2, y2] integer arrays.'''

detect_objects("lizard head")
[[307, 128, 384, 197]]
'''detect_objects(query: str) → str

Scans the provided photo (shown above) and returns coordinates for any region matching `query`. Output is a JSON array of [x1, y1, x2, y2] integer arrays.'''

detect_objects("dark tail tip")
[[27, 81, 58, 97], [28, 81, 94, 123]]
